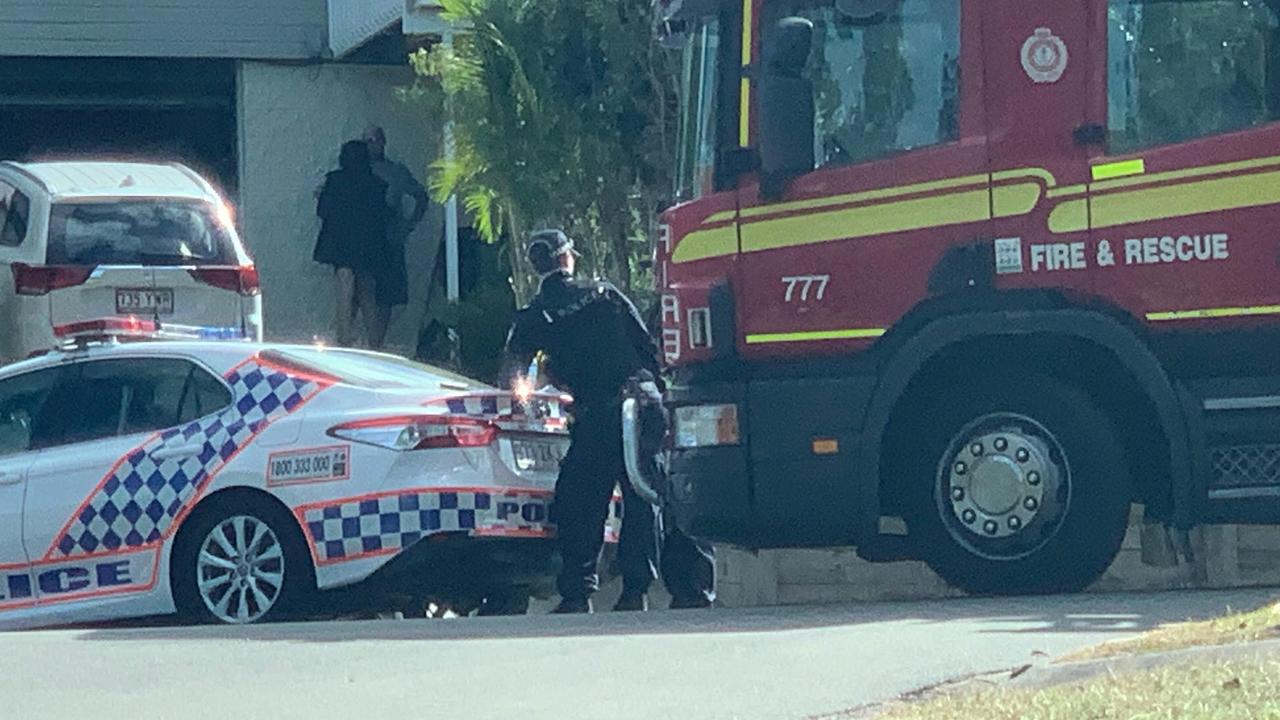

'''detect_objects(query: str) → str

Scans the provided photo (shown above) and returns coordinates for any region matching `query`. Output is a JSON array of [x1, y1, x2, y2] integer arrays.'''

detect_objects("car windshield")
[[262, 348, 488, 391], [46, 199, 239, 266]]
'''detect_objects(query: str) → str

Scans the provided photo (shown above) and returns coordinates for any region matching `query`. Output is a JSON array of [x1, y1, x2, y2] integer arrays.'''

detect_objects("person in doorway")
[[364, 126, 430, 349], [314, 140, 391, 347]]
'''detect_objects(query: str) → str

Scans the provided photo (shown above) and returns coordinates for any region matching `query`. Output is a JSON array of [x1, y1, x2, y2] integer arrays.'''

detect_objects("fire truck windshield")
[[675, 17, 722, 201]]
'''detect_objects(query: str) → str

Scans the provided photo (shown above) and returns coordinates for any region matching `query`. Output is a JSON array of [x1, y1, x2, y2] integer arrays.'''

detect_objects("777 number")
[[781, 275, 831, 303]]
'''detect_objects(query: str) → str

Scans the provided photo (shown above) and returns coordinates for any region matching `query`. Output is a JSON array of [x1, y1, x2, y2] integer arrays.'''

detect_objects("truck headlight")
[[674, 404, 740, 448]]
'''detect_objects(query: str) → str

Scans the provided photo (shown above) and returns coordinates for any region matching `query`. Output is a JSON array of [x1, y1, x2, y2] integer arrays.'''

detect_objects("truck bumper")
[[666, 371, 880, 549]]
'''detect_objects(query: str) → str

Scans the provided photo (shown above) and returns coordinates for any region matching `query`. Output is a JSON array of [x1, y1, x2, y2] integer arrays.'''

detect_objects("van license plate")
[[116, 288, 174, 315], [511, 439, 565, 472]]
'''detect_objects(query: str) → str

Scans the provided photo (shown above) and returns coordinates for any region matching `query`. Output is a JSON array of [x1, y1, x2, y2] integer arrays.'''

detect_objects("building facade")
[[0, 0, 447, 350]]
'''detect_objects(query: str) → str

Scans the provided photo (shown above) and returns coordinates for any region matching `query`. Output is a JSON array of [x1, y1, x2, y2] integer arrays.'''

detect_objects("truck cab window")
[[675, 18, 723, 200], [1109, 0, 1280, 152], [767, 0, 961, 170]]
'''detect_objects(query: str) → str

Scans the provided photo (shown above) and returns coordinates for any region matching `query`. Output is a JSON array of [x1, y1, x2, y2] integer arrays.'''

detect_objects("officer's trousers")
[[659, 524, 717, 605], [554, 402, 716, 604], [554, 401, 658, 601]]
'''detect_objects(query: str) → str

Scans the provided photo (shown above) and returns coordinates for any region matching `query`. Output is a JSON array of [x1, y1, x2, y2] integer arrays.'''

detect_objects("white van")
[[0, 161, 263, 361]]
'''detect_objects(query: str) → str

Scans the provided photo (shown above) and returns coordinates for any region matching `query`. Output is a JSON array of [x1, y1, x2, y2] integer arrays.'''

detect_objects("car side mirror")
[[758, 17, 816, 201]]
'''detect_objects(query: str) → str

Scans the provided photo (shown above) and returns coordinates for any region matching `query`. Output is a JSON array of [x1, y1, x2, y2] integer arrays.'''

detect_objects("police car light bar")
[[53, 317, 159, 339], [50, 317, 247, 349]]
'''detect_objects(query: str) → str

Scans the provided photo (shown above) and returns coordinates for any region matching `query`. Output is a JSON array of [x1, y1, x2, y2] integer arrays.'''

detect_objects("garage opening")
[[0, 58, 238, 198]]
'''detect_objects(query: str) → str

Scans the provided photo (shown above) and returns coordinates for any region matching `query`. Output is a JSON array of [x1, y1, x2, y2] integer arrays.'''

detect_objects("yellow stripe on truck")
[[670, 154, 1280, 261], [1089, 168, 1280, 231], [670, 224, 739, 264], [738, 188, 991, 255], [676, 171, 1050, 263], [1147, 305, 1280, 322], [745, 328, 887, 344], [739, 0, 752, 147], [1091, 158, 1145, 181], [1092, 153, 1280, 192]]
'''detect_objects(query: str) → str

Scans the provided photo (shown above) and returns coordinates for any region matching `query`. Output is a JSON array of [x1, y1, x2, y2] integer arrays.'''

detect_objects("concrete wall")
[[237, 61, 444, 350], [0, 0, 328, 59], [715, 508, 1280, 607]]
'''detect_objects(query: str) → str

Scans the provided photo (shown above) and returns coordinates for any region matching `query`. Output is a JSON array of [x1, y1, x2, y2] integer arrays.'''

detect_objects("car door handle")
[[0, 472, 22, 486], [152, 443, 205, 462]]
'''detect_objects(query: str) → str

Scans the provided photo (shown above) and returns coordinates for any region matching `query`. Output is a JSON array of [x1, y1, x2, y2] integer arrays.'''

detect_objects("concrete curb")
[[1008, 636, 1280, 690], [837, 638, 1280, 719]]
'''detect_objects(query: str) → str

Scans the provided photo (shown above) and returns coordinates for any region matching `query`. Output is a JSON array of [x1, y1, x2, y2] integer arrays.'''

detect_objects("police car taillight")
[[673, 404, 740, 448], [328, 415, 498, 451]]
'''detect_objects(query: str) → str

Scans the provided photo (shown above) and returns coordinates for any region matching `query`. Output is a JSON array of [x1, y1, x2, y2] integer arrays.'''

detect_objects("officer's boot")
[[551, 597, 593, 614], [613, 589, 648, 612]]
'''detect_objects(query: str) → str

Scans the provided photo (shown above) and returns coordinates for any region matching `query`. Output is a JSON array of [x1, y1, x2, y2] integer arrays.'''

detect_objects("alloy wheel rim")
[[196, 515, 285, 624]]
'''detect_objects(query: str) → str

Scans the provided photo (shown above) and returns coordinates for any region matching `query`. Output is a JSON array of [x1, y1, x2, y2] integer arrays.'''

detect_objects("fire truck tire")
[[900, 373, 1131, 596]]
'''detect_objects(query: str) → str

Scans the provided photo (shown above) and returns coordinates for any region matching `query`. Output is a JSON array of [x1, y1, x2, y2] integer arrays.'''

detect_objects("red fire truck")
[[652, 0, 1280, 595]]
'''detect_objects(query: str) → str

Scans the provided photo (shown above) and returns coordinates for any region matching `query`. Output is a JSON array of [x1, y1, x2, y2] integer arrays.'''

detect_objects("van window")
[[1109, 0, 1280, 152], [0, 182, 30, 248], [45, 199, 238, 266], [766, 0, 962, 169]]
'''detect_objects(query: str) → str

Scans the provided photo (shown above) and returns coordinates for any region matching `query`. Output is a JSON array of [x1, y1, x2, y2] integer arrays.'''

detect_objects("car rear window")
[[46, 199, 239, 266], [261, 348, 485, 390]]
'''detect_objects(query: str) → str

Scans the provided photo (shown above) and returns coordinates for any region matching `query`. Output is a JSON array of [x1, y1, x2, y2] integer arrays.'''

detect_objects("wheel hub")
[[937, 415, 1067, 558], [967, 455, 1025, 516]]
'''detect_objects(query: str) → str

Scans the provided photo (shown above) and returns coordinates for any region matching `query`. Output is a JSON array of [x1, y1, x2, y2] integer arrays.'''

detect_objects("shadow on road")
[[65, 588, 1279, 645]]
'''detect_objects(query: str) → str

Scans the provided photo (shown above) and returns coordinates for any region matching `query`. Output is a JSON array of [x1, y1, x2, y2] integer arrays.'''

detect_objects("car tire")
[[171, 495, 314, 625], [897, 373, 1131, 596], [477, 586, 532, 616]]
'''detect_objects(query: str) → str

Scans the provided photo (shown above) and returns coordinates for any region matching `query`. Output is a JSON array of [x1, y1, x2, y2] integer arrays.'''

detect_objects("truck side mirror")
[[758, 17, 816, 201]]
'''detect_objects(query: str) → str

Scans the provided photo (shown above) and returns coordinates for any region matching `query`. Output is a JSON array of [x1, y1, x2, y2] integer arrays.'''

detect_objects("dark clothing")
[[661, 528, 717, 605], [371, 158, 426, 308], [504, 270, 715, 605], [314, 168, 390, 273], [553, 401, 659, 601], [504, 270, 665, 603], [503, 271, 663, 407], [378, 248, 409, 307]]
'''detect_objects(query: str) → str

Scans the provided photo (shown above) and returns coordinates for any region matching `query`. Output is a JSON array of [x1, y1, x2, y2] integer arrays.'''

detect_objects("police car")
[[0, 319, 585, 629]]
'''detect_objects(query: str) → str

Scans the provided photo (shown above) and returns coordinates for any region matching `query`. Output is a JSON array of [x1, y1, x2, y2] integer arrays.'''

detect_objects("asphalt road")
[[2, 588, 1275, 720]]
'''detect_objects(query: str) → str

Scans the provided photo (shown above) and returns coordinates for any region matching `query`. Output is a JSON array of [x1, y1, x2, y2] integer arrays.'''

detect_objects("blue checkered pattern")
[[303, 490, 555, 564], [444, 394, 566, 420], [49, 361, 322, 560]]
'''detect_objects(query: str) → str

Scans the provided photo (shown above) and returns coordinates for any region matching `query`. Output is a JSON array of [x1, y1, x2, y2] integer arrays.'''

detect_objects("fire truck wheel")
[[901, 374, 1131, 596]]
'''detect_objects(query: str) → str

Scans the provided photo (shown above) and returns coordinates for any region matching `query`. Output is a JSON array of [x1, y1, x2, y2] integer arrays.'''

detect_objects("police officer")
[[503, 229, 712, 613]]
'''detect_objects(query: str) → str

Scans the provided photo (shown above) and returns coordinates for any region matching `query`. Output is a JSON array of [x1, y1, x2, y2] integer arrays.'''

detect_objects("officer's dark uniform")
[[503, 231, 713, 610]]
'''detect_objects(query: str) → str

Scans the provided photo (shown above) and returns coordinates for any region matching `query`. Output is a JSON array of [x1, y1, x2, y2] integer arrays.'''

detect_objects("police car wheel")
[[900, 374, 1131, 596], [477, 587, 531, 616], [172, 498, 312, 625]]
